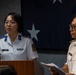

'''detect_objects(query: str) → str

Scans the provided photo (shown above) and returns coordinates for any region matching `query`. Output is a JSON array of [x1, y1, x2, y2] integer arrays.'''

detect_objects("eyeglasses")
[[69, 24, 76, 30]]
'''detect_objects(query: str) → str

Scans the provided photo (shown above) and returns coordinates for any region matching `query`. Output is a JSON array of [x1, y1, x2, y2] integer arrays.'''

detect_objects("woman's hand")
[[49, 67, 59, 75], [65, 73, 74, 75]]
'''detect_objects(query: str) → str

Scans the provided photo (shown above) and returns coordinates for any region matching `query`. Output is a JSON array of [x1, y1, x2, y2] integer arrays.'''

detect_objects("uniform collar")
[[4, 33, 22, 42], [4, 34, 8, 42], [18, 33, 22, 40], [70, 39, 76, 43]]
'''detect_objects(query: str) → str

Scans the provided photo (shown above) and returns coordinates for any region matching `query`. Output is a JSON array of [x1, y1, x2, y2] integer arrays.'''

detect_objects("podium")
[[0, 61, 44, 75]]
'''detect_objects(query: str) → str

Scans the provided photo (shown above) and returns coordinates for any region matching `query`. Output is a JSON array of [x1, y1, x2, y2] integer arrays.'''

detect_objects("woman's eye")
[[11, 22, 15, 24], [5, 21, 8, 24], [5, 20, 16, 25]]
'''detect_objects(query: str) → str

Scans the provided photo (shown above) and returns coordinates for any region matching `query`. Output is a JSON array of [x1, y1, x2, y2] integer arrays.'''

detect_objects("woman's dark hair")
[[70, 14, 76, 24], [0, 65, 17, 75], [4, 12, 23, 33]]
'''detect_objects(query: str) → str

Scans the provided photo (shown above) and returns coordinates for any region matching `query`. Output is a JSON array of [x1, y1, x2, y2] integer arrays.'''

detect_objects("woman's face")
[[69, 17, 76, 39], [4, 15, 18, 34]]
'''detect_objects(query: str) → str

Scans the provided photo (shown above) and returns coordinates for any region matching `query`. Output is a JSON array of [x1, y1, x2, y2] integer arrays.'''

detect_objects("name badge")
[[17, 48, 23, 51], [2, 49, 9, 51], [69, 52, 72, 56]]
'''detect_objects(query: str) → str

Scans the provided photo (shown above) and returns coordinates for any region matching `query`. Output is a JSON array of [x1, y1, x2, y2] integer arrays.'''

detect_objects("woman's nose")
[[7, 22, 11, 26], [69, 27, 74, 31]]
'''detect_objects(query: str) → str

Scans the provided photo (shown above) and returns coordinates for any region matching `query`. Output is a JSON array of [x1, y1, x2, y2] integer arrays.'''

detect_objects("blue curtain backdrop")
[[21, 0, 76, 51]]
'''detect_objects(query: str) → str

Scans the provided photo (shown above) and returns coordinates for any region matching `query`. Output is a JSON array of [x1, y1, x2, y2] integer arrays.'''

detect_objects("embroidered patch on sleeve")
[[32, 44, 37, 51]]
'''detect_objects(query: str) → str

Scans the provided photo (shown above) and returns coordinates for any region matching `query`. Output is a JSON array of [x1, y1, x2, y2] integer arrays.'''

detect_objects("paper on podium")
[[41, 62, 65, 75]]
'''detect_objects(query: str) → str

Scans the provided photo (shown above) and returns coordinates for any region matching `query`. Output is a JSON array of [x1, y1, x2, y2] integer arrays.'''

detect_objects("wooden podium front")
[[0, 61, 44, 75]]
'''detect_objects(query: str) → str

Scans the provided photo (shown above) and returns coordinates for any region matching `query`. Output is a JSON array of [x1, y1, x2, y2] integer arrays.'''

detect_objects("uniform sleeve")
[[65, 53, 68, 65], [0, 48, 1, 60], [0, 43, 2, 60], [71, 53, 76, 74], [26, 39, 38, 60]]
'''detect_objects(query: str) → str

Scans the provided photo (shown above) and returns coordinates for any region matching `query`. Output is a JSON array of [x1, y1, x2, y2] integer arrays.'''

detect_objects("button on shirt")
[[66, 41, 76, 74], [0, 33, 38, 60]]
